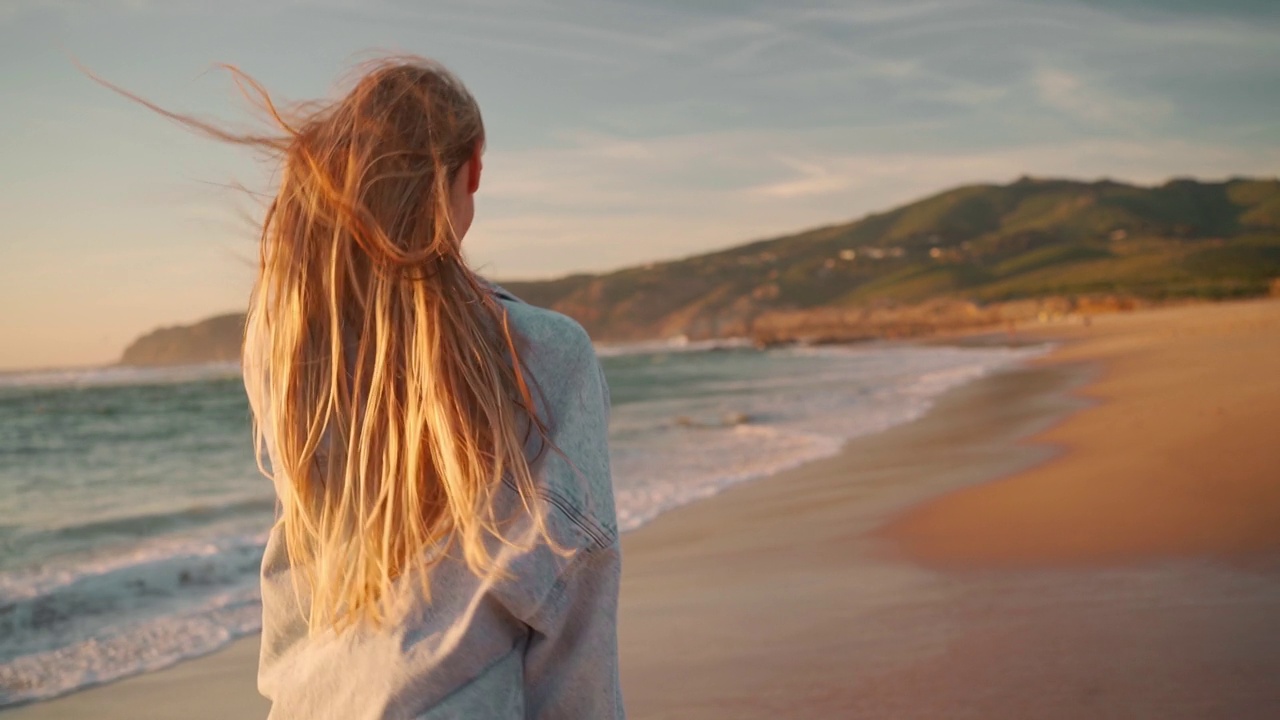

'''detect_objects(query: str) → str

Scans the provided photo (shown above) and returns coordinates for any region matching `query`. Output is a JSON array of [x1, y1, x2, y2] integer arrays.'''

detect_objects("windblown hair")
[[97, 58, 552, 630]]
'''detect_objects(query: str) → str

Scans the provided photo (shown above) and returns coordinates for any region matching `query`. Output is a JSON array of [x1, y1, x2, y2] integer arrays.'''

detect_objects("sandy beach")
[[885, 298, 1280, 566], [7, 299, 1280, 719]]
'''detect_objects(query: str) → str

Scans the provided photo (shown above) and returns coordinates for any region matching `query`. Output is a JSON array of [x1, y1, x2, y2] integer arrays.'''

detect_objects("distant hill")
[[120, 313, 244, 367], [502, 176, 1280, 341], [120, 176, 1280, 365]]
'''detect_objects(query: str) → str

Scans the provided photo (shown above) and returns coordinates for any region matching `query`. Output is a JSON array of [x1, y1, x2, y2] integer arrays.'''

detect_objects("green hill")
[[502, 176, 1280, 342], [120, 176, 1280, 364]]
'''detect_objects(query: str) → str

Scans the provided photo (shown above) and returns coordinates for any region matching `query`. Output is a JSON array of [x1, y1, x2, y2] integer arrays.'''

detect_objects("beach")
[[7, 299, 1280, 718], [885, 299, 1280, 565]]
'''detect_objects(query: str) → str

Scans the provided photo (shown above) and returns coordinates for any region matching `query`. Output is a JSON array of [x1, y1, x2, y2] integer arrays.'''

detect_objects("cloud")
[[466, 124, 1280, 278], [1033, 67, 1173, 129], [748, 157, 853, 199]]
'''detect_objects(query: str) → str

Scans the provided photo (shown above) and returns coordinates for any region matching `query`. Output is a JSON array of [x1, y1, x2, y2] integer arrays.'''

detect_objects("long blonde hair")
[[98, 58, 552, 630]]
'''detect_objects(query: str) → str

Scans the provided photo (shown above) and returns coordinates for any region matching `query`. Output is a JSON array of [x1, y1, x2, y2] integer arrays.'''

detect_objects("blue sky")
[[1, 0, 1277, 370]]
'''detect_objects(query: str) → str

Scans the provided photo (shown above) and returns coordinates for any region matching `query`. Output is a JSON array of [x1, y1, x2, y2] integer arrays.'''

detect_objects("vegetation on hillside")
[[502, 176, 1280, 341]]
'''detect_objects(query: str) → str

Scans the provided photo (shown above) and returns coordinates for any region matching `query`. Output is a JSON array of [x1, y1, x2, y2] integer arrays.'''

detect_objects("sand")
[[884, 298, 1280, 566], [7, 299, 1280, 719]]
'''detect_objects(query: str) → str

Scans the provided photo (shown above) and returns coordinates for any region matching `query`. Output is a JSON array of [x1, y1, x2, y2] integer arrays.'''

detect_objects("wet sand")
[[8, 299, 1280, 719]]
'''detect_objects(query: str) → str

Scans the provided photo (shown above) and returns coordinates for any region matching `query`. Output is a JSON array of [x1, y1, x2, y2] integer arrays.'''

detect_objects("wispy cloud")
[[1033, 67, 1173, 129], [749, 157, 853, 199], [469, 125, 1280, 278]]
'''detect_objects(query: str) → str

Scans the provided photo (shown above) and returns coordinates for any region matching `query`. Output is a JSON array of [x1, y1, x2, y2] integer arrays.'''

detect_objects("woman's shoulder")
[[488, 283, 594, 362], [486, 281, 618, 549]]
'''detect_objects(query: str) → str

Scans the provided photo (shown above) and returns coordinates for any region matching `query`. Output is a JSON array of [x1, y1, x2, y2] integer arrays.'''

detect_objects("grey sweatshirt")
[[251, 287, 624, 719]]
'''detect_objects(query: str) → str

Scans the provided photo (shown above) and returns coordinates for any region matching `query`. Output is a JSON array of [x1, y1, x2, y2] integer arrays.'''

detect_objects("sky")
[[1, 0, 1278, 370]]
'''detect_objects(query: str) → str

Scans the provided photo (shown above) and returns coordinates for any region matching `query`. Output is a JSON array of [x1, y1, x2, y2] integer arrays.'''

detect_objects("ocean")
[[0, 339, 1047, 707]]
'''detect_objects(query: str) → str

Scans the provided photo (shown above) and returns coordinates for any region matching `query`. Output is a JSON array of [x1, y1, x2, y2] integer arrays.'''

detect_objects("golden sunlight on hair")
[[94, 57, 556, 631]]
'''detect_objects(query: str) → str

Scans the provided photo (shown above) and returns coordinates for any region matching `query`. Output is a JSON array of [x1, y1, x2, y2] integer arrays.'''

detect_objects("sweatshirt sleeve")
[[492, 299, 624, 718], [520, 540, 625, 719], [520, 346, 624, 719]]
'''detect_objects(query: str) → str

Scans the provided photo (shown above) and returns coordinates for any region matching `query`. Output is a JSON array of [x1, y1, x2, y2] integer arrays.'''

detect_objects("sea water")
[[0, 340, 1047, 706]]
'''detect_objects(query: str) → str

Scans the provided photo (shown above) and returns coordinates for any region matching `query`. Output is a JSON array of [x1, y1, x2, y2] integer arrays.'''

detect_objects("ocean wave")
[[0, 363, 242, 391], [0, 590, 261, 708], [20, 497, 276, 546], [0, 533, 265, 675], [593, 336, 755, 358], [610, 341, 1051, 534], [0, 531, 268, 606], [613, 423, 844, 532]]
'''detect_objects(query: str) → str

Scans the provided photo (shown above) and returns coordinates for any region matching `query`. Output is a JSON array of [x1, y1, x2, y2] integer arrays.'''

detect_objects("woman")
[[117, 58, 624, 718]]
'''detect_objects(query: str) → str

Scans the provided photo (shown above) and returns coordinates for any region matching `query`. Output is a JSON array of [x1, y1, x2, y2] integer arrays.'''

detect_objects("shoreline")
[[616, 299, 1280, 718], [0, 332, 1040, 714], [8, 299, 1280, 718], [2, 333, 1085, 718]]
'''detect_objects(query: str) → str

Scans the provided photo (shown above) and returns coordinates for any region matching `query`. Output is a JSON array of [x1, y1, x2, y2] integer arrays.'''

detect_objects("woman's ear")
[[466, 146, 482, 194]]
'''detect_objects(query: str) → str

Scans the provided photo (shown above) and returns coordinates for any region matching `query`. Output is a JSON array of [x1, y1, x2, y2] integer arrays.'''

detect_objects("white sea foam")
[[0, 589, 262, 707], [0, 530, 269, 605], [0, 362, 242, 391], [607, 341, 1053, 534], [593, 336, 755, 357], [0, 527, 269, 706]]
